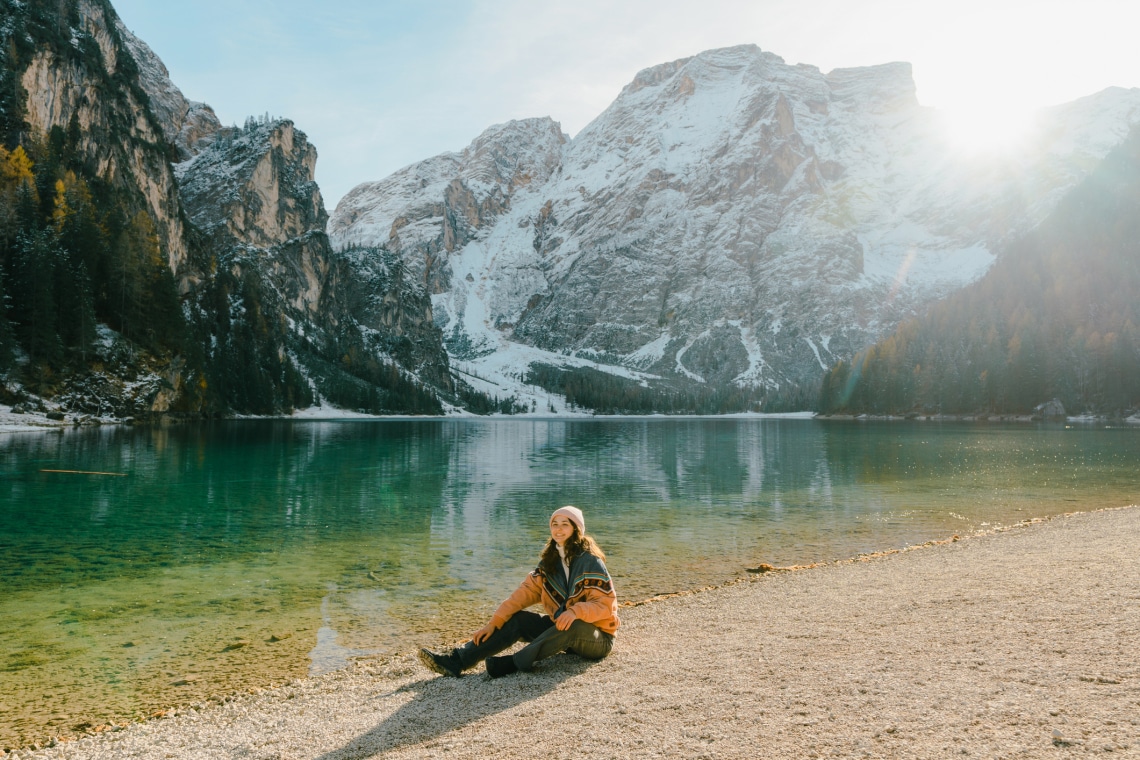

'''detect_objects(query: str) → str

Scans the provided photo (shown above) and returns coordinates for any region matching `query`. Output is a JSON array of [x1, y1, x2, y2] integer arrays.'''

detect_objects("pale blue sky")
[[111, 0, 1140, 209]]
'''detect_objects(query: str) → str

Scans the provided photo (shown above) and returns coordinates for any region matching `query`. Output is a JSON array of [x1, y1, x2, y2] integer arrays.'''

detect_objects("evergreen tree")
[[7, 227, 62, 365], [0, 269, 16, 372], [103, 210, 185, 353], [48, 174, 97, 358]]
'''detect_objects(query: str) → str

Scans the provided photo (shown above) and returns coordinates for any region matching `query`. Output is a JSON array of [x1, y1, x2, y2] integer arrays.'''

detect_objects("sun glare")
[[941, 107, 1037, 156]]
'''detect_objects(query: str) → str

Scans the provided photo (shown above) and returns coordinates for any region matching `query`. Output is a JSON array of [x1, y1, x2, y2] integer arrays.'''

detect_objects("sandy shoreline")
[[9, 505, 1138, 759]]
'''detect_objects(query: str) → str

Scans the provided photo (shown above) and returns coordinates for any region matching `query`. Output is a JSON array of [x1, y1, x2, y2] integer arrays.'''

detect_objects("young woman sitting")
[[419, 506, 619, 678]]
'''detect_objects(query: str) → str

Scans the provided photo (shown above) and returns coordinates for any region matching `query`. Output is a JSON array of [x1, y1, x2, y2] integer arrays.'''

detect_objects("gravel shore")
[[12, 506, 1138, 760]]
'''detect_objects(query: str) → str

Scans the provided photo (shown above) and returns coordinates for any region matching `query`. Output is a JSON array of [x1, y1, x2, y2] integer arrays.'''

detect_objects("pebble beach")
[[9, 505, 1138, 760]]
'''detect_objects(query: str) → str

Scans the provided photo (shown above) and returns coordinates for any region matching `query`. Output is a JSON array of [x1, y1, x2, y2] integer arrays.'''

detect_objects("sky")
[[110, 0, 1140, 210]]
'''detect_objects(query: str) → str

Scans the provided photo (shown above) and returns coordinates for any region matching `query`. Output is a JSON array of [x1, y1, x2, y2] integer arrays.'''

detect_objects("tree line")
[[819, 127, 1140, 417], [526, 363, 772, 414], [0, 126, 188, 395]]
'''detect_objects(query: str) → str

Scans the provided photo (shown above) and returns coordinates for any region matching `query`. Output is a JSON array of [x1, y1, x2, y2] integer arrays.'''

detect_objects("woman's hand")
[[554, 611, 577, 631], [471, 623, 498, 645]]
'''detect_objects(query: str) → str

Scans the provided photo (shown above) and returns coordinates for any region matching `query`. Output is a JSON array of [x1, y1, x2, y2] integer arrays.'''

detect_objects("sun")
[[939, 106, 1038, 156]]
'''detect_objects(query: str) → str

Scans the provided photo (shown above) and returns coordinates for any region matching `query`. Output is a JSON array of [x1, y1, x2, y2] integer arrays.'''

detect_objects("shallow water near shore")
[[2, 417, 1138, 748]]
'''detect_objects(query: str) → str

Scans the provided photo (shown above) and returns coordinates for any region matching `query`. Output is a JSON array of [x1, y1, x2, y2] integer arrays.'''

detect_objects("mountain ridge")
[[329, 44, 1140, 411], [5, 9, 1139, 420]]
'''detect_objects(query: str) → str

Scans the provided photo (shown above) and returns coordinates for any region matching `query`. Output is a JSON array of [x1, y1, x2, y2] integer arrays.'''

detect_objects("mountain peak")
[[177, 117, 326, 250], [461, 117, 568, 190], [623, 44, 792, 96]]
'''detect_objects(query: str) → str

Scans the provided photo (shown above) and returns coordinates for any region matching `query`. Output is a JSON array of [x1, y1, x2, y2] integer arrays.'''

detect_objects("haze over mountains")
[[821, 126, 1140, 418], [2, 0, 1139, 419]]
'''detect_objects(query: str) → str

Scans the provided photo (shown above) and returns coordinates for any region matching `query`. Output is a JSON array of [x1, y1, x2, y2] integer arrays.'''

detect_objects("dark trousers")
[[454, 610, 613, 672]]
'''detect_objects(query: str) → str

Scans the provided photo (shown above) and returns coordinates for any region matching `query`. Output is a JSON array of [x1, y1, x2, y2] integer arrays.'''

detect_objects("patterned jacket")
[[489, 550, 620, 635]]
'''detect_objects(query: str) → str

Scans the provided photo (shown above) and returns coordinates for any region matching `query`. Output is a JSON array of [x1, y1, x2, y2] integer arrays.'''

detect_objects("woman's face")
[[550, 515, 575, 546]]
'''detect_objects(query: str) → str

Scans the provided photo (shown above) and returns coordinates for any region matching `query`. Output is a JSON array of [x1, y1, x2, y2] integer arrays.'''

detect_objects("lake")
[[2, 417, 1137, 747]]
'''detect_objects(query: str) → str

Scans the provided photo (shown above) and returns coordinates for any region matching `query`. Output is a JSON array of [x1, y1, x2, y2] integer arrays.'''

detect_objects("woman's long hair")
[[539, 524, 606, 579]]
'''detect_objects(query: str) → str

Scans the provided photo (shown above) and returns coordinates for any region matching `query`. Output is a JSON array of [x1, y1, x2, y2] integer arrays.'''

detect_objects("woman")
[[419, 506, 619, 678]]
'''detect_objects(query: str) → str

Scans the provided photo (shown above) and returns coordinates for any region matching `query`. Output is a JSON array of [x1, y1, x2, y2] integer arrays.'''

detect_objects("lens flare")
[[941, 107, 1037, 155]]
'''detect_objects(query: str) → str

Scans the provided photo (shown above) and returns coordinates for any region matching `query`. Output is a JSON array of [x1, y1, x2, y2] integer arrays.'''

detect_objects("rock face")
[[114, 19, 222, 160], [177, 119, 330, 306], [2, 0, 453, 416], [330, 44, 1140, 401], [332, 117, 567, 296], [177, 117, 453, 407], [13, 0, 192, 275]]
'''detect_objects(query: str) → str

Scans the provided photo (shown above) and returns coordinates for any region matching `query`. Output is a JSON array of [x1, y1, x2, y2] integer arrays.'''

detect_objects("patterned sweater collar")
[[539, 551, 613, 613]]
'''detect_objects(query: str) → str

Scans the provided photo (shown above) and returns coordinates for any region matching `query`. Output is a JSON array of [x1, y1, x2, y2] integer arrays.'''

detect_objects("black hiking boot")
[[418, 648, 463, 678], [485, 655, 518, 678]]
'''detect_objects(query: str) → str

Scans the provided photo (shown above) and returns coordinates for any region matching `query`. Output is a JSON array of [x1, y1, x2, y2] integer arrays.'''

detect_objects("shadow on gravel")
[[313, 654, 593, 759]]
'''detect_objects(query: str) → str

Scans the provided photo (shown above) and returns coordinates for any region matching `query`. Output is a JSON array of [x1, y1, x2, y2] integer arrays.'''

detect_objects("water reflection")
[[1, 419, 1137, 747]]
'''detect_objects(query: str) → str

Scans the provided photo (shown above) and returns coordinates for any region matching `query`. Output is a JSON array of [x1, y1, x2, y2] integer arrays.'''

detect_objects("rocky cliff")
[[0, 0, 455, 418], [176, 116, 453, 412], [330, 44, 1140, 409], [6, 0, 191, 275], [114, 19, 222, 161]]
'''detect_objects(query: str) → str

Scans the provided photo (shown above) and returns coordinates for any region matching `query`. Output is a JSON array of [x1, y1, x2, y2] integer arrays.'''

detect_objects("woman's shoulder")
[[570, 549, 608, 572]]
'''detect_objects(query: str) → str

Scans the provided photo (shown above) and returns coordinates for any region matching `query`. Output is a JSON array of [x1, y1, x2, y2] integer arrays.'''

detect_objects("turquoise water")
[[1, 418, 1137, 746]]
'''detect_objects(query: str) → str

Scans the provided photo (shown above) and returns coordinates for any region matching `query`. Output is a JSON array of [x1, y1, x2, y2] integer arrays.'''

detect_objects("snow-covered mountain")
[[330, 44, 1140, 406], [171, 114, 455, 413]]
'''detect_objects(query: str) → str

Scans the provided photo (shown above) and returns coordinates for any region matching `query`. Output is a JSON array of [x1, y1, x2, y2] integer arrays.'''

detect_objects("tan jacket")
[[489, 560, 620, 635]]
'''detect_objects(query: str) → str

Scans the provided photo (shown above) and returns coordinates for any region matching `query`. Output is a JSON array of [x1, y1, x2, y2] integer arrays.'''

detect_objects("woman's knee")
[[568, 620, 613, 660], [568, 618, 598, 634], [505, 610, 553, 640]]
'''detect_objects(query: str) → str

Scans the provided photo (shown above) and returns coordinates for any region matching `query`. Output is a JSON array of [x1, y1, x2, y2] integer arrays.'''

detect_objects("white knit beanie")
[[550, 506, 585, 535]]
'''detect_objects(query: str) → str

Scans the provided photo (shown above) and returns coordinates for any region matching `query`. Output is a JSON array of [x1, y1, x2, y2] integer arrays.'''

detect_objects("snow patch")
[[804, 337, 828, 371], [0, 405, 70, 434], [625, 333, 672, 368], [731, 322, 771, 387], [289, 404, 393, 420], [673, 341, 706, 384], [451, 340, 663, 416]]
